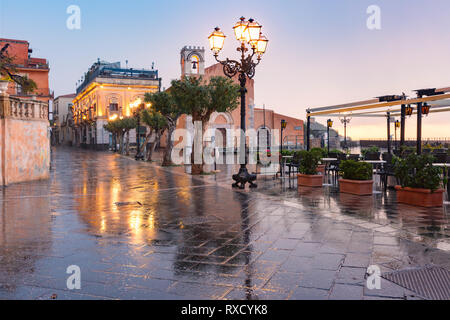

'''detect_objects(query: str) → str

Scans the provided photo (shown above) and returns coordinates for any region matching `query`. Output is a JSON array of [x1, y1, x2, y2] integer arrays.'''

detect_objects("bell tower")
[[181, 46, 205, 77]]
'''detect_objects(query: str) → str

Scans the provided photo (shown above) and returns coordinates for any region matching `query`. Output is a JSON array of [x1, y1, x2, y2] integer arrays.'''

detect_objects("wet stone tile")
[[289, 286, 329, 300], [342, 253, 371, 268], [272, 238, 300, 250], [312, 253, 345, 271], [280, 256, 314, 273], [336, 267, 367, 285], [257, 249, 290, 265], [329, 283, 364, 300], [297, 269, 337, 290], [262, 271, 302, 293]]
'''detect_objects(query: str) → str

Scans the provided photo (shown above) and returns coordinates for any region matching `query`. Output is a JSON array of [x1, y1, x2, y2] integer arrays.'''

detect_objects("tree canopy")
[[0, 44, 37, 94], [170, 76, 240, 124]]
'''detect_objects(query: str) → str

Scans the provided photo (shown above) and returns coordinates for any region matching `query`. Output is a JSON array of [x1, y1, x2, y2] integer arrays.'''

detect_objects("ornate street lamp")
[[327, 119, 333, 154], [339, 115, 352, 150], [208, 17, 269, 189]]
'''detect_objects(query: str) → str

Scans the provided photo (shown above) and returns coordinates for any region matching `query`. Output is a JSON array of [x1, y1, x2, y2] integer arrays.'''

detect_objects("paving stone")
[[290, 286, 329, 300], [280, 256, 314, 273], [262, 271, 302, 292], [343, 253, 371, 268], [336, 266, 367, 285], [312, 253, 345, 271], [329, 284, 364, 300], [297, 269, 337, 290]]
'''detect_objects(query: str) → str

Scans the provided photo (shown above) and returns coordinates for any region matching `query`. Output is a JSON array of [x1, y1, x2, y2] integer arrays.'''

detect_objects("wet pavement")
[[0, 147, 449, 300]]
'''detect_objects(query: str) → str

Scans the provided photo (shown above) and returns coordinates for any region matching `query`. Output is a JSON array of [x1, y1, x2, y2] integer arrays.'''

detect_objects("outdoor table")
[[433, 163, 450, 200], [280, 155, 293, 179], [321, 158, 338, 162], [362, 160, 386, 164]]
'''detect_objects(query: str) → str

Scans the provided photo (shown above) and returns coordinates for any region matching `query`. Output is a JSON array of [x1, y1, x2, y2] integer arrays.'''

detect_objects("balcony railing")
[[1, 96, 49, 121]]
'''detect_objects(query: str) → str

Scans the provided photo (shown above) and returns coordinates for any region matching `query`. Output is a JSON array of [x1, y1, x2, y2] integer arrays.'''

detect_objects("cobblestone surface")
[[0, 148, 449, 300]]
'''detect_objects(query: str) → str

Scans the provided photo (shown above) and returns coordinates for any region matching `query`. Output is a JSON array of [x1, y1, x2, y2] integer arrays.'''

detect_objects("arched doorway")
[[209, 112, 234, 152], [257, 126, 271, 152]]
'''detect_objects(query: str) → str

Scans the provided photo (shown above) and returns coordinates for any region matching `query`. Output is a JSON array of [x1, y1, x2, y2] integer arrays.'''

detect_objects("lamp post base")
[[232, 166, 257, 189]]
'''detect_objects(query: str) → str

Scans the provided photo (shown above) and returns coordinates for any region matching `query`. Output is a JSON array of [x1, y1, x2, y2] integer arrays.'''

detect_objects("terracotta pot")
[[395, 186, 444, 208], [297, 173, 323, 188], [340, 179, 373, 196], [316, 164, 326, 182]]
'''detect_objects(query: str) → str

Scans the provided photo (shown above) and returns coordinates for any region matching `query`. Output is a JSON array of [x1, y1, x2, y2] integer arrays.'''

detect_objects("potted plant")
[[339, 160, 374, 195], [311, 147, 327, 176], [297, 150, 323, 187], [393, 154, 445, 207], [362, 146, 380, 160]]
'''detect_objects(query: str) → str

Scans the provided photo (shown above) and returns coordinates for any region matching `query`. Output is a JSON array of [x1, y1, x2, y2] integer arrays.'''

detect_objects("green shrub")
[[310, 147, 327, 159], [297, 150, 320, 175], [329, 148, 344, 155], [393, 154, 445, 192], [340, 160, 373, 181], [361, 146, 380, 157]]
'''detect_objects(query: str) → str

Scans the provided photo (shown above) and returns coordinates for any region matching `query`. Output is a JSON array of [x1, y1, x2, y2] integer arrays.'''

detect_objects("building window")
[[109, 103, 119, 112], [68, 103, 73, 113], [16, 84, 23, 95]]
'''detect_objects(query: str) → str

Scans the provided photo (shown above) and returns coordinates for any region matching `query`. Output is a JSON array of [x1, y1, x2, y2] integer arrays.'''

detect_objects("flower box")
[[395, 186, 444, 207], [298, 174, 323, 188], [340, 179, 373, 196]]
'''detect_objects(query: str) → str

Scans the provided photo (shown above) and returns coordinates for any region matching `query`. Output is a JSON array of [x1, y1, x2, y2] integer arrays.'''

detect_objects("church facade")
[[171, 46, 304, 153]]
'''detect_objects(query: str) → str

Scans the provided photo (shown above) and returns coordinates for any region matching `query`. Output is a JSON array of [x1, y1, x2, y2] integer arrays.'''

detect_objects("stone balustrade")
[[0, 93, 50, 186], [2, 95, 48, 120]]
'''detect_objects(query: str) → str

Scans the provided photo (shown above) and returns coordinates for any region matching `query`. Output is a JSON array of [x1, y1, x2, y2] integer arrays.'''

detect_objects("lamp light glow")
[[208, 27, 226, 54]]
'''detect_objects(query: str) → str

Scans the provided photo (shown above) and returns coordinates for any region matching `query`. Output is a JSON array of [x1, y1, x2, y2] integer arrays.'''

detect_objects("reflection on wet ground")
[[0, 147, 449, 300]]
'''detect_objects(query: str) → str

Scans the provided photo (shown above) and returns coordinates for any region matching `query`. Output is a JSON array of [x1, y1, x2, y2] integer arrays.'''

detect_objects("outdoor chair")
[[328, 153, 347, 183], [379, 153, 396, 191], [323, 153, 338, 183]]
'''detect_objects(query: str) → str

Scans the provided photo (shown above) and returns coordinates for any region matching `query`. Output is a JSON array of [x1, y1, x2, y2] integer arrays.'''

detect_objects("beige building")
[[53, 93, 76, 145], [72, 60, 161, 150]]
